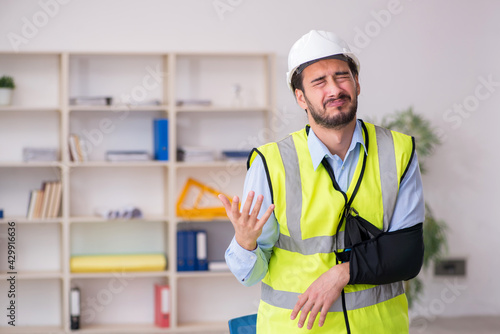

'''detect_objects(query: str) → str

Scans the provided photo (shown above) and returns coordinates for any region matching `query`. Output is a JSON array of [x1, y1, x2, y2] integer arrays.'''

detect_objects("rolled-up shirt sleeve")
[[224, 154, 279, 287]]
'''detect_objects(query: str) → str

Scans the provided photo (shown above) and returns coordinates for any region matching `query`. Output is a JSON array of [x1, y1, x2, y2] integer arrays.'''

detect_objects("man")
[[220, 30, 424, 333]]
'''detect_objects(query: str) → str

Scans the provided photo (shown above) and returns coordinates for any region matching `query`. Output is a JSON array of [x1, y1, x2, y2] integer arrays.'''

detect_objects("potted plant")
[[381, 107, 448, 307], [0, 75, 15, 106]]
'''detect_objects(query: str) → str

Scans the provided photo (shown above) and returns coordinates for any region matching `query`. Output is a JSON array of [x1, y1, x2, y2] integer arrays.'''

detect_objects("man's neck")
[[310, 119, 357, 161]]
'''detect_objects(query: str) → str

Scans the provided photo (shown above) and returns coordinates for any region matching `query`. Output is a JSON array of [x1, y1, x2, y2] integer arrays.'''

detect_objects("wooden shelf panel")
[[175, 105, 269, 113], [69, 105, 169, 112], [68, 161, 169, 167], [176, 271, 232, 279], [0, 162, 62, 167], [71, 323, 168, 333], [0, 325, 64, 333], [0, 217, 62, 224], [72, 322, 228, 333], [70, 216, 168, 223], [174, 160, 246, 168], [70, 271, 169, 279], [0, 106, 61, 112], [0, 271, 63, 280]]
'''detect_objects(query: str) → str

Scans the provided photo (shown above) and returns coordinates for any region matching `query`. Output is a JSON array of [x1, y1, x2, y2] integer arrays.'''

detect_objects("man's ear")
[[355, 75, 361, 96], [295, 88, 308, 110]]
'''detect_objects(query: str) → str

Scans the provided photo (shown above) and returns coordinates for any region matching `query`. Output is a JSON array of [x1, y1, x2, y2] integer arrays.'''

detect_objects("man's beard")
[[304, 92, 358, 130]]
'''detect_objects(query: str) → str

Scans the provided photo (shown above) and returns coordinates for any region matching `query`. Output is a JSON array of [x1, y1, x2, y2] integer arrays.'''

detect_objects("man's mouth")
[[324, 96, 350, 109]]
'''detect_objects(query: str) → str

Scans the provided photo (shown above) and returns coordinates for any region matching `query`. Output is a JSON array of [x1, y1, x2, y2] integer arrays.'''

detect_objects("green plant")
[[0, 76, 15, 89], [381, 107, 448, 307]]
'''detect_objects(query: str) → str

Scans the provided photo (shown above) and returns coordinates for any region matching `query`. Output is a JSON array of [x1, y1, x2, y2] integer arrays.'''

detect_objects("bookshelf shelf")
[[0, 217, 63, 224], [0, 162, 62, 168], [69, 105, 169, 112], [175, 105, 269, 113], [0, 325, 65, 334], [0, 51, 274, 333], [68, 161, 170, 168], [0, 271, 63, 280], [0, 106, 61, 112], [176, 271, 233, 279], [70, 270, 169, 279], [69, 216, 168, 224], [174, 160, 246, 169]]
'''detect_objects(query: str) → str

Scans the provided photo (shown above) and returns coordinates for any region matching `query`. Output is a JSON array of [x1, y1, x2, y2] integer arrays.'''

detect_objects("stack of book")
[[68, 134, 88, 162], [177, 146, 215, 162], [26, 181, 62, 219], [69, 96, 113, 106], [105, 150, 150, 162]]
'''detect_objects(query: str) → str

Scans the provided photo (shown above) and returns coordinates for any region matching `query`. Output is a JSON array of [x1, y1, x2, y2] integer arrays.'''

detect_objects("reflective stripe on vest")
[[274, 124, 398, 255], [262, 281, 404, 312]]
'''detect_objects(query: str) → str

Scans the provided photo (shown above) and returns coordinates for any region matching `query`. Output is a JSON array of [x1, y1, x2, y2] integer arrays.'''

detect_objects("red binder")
[[155, 284, 170, 328]]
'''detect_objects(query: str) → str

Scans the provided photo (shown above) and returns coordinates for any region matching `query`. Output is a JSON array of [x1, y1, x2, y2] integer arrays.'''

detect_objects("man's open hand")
[[290, 263, 350, 330], [218, 191, 274, 251]]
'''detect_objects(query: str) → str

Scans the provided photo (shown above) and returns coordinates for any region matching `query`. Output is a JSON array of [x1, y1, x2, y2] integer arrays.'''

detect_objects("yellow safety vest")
[[248, 121, 414, 333]]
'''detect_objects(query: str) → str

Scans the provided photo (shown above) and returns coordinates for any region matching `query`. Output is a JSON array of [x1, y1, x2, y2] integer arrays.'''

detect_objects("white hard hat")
[[286, 30, 360, 92]]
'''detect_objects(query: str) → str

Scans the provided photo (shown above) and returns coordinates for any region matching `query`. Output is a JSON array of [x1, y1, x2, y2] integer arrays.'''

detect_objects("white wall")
[[1, 0, 499, 319]]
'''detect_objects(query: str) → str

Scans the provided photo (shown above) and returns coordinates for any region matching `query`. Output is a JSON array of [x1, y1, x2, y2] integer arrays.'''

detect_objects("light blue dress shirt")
[[225, 120, 425, 286]]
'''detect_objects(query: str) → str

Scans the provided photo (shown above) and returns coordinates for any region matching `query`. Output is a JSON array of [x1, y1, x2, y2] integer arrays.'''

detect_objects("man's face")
[[295, 58, 360, 130]]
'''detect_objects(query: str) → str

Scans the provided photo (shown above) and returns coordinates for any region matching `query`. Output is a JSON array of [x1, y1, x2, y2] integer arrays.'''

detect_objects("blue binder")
[[177, 231, 188, 271], [154, 119, 169, 161], [185, 230, 196, 271], [228, 314, 257, 334]]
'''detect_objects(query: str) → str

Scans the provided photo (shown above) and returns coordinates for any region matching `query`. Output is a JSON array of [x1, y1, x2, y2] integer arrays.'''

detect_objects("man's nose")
[[325, 79, 343, 98]]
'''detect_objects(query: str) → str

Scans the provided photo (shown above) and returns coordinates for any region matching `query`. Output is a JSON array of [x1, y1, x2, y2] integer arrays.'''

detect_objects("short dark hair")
[[291, 56, 358, 93]]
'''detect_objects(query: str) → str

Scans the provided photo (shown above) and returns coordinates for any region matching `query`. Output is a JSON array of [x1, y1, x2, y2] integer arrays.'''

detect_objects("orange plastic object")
[[176, 178, 233, 219]]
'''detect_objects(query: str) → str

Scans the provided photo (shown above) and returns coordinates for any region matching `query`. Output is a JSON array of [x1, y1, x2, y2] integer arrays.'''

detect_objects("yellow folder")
[[70, 253, 166, 273]]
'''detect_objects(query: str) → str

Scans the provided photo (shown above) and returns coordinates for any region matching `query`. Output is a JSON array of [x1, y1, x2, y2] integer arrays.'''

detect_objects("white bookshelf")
[[0, 51, 274, 333]]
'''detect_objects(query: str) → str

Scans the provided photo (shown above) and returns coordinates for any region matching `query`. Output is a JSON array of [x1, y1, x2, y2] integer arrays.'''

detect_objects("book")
[[177, 146, 215, 162], [40, 182, 52, 219], [69, 134, 88, 162], [175, 99, 212, 107], [208, 261, 230, 272], [106, 150, 150, 162], [22, 147, 58, 162], [154, 119, 169, 161], [222, 150, 252, 161], [69, 96, 113, 106], [26, 190, 38, 219], [68, 135, 80, 162], [154, 284, 170, 328], [34, 189, 44, 219], [49, 182, 62, 218]]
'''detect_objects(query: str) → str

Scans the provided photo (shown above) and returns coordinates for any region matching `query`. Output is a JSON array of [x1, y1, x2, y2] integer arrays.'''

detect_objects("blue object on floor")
[[228, 314, 257, 334]]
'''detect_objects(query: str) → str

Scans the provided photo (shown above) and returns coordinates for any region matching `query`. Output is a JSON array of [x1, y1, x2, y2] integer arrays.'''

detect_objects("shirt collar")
[[308, 119, 367, 171]]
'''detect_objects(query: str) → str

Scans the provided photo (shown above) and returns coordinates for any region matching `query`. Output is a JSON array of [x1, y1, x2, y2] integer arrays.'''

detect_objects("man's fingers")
[[290, 295, 305, 321], [218, 194, 232, 218], [257, 203, 275, 228], [307, 304, 322, 330], [250, 194, 264, 218], [318, 306, 329, 328], [241, 191, 255, 215], [230, 195, 240, 221], [297, 300, 313, 329]]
